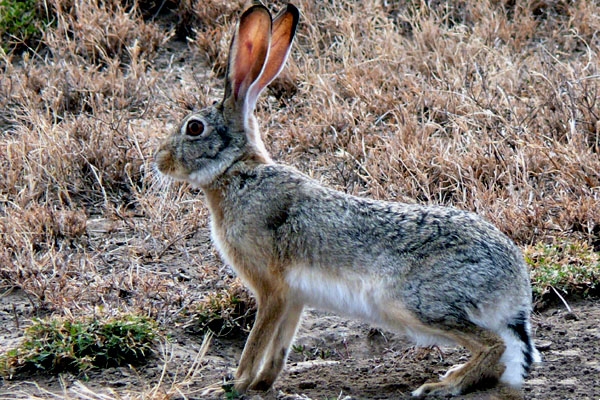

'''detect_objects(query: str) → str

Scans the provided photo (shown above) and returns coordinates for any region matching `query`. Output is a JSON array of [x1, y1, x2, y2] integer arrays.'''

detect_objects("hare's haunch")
[[155, 2, 540, 396]]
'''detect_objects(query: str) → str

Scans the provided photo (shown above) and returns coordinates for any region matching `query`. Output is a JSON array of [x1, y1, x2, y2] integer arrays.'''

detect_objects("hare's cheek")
[[205, 142, 221, 158], [200, 135, 224, 158]]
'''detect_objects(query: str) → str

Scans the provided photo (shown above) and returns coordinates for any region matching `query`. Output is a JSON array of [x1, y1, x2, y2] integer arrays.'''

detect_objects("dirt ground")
[[1, 282, 599, 399]]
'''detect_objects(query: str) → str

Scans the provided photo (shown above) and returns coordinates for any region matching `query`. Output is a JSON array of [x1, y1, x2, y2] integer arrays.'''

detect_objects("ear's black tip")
[[282, 3, 300, 33], [286, 4, 300, 20], [287, 3, 300, 23], [286, 3, 299, 12]]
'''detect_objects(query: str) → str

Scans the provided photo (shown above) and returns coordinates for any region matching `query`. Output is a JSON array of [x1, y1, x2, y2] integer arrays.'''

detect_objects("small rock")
[[535, 340, 552, 351], [298, 381, 317, 390], [564, 312, 579, 321]]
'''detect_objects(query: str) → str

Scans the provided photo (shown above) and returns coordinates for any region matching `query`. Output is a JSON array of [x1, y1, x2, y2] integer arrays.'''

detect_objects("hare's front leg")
[[250, 302, 304, 391], [234, 291, 289, 393]]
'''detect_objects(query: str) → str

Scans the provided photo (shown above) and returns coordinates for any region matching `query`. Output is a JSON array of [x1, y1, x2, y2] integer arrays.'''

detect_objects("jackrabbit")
[[155, 2, 540, 396]]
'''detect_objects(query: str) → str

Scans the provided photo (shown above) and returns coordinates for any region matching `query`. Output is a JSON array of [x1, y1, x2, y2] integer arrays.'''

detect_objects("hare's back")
[[233, 164, 526, 280]]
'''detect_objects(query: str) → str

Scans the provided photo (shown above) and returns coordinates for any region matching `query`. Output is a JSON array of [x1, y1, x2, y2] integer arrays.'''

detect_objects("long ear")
[[245, 4, 299, 111], [223, 3, 272, 114]]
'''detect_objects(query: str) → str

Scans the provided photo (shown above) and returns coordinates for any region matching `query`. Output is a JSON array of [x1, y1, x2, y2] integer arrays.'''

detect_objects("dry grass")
[[1, 0, 599, 393], [0, 332, 213, 399], [278, 0, 600, 247]]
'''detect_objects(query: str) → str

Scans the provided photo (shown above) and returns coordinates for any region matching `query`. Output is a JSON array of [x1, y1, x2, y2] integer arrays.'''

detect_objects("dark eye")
[[186, 120, 204, 137]]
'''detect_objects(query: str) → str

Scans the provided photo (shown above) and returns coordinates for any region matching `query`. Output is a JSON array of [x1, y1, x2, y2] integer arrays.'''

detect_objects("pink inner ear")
[[229, 6, 272, 105], [248, 5, 299, 108]]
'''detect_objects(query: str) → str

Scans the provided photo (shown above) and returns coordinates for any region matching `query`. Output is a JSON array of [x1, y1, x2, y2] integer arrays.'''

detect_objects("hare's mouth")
[[154, 148, 218, 187]]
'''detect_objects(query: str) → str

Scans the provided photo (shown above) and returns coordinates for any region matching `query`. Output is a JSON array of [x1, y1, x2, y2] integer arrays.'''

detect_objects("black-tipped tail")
[[507, 311, 538, 376]]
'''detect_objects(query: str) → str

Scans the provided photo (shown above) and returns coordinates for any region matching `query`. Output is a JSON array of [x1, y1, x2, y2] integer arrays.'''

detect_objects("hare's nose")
[[154, 144, 175, 175]]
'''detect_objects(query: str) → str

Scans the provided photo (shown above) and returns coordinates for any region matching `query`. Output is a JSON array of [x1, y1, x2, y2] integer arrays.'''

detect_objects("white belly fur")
[[285, 267, 385, 325], [285, 266, 457, 348]]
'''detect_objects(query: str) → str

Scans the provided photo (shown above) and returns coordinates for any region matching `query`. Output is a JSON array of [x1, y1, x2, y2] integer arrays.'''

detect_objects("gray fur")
[[210, 162, 532, 327]]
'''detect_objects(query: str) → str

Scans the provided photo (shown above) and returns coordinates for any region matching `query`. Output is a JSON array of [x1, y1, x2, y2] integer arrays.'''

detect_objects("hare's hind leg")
[[412, 327, 506, 397], [250, 302, 304, 390]]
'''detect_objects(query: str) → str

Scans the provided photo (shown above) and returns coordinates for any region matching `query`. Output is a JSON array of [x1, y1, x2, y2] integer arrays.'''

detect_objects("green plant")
[[0, 0, 48, 53], [291, 343, 334, 361], [525, 239, 599, 297], [183, 282, 256, 337], [0, 314, 158, 378], [292, 344, 305, 354], [222, 382, 241, 400]]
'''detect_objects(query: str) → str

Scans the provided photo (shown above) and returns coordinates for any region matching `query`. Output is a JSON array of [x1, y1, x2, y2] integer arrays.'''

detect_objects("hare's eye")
[[186, 120, 204, 137]]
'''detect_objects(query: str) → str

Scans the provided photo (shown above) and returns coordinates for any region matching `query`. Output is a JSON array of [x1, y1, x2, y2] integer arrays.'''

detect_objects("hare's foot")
[[440, 363, 465, 379], [233, 375, 253, 394], [236, 369, 277, 393], [249, 365, 280, 391], [413, 355, 506, 397], [249, 378, 275, 392], [247, 346, 290, 391], [413, 326, 506, 397], [412, 380, 462, 397]]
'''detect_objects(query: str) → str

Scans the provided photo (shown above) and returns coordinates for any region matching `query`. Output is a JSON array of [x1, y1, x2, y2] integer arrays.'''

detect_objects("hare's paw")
[[250, 369, 279, 391], [233, 374, 254, 394], [440, 363, 465, 380], [249, 378, 275, 392], [411, 381, 462, 397]]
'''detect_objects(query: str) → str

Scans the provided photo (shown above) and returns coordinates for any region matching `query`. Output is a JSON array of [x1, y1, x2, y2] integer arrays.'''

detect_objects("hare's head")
[[155, 3, 299, 187]]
